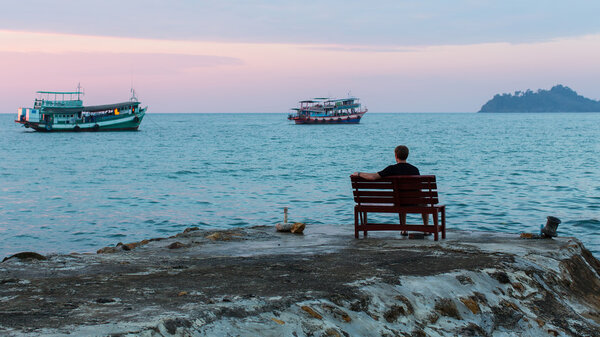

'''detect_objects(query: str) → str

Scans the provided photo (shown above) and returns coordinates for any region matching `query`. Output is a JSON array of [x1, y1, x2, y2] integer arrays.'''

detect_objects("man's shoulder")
[[400, 162, 420, 175]]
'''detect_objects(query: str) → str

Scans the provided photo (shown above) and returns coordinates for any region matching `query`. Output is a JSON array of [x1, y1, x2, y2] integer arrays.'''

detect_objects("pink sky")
[[1, 30, 600, 113]]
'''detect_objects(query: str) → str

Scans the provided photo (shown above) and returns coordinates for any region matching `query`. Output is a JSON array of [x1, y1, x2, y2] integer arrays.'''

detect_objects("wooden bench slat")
[[395, 183, 437, 190], [355, 205, 441, 213], [351, 182, 394, 189], [353, 197, 396, 204], [354, 198, 439, 205], [354, 191, 438, 198], [376, 175, 437, 181], [395, 191, 438, 197], [353, 181, 437, 190], [353, 191, 396, 197]]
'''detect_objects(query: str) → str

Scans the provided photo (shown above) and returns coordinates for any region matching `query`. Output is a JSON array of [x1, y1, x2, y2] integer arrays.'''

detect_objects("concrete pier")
[[1, 225, 599, 336]]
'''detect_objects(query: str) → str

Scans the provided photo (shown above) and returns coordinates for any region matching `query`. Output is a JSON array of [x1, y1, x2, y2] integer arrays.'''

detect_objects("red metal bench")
[[350, 175, 446, 240]]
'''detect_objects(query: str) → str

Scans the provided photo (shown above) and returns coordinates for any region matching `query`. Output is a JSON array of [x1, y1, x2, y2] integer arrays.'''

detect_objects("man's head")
[[394, 145, 409, 162]]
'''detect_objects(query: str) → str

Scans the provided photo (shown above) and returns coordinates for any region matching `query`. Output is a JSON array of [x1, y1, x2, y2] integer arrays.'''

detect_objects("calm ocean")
[[1, 113, 599, 257]]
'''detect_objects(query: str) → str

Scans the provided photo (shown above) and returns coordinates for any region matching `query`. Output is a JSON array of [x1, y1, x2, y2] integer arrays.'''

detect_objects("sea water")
[[1, 113, 599, 257]]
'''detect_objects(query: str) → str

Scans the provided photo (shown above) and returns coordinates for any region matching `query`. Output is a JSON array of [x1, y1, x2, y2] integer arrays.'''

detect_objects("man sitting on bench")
[[352, 145, 419, 180], [351, 145, 428, 228]]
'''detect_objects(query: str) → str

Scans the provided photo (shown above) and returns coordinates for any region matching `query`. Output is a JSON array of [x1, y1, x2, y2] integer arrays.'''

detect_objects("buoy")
[[93, 124, 100, 131], [133, 116, 140, 123]]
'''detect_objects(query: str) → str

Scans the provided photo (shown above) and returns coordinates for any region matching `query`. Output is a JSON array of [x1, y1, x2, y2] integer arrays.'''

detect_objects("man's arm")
[[351, 172, 381, 181]]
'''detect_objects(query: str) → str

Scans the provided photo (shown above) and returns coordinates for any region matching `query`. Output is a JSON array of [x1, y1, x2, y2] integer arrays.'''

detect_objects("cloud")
[[303, 46, 420, 53], [2, 51, 242, 76]]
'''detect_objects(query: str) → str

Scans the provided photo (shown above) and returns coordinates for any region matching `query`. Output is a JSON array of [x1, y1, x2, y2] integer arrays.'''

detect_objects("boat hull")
[[289, 113, 365, 124], [17, 113, 145, 132]]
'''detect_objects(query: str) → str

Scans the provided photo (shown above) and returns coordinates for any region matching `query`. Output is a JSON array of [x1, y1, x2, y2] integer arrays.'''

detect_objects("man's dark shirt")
[[378, 162, 420, 177]]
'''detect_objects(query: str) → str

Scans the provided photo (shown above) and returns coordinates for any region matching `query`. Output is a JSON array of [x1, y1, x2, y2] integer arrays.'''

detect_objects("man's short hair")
[[395, 145, 409, 160]]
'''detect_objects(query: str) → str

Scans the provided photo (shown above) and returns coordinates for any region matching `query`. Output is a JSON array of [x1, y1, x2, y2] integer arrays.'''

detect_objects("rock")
[[427, 313, 440, 324], [501, 300, 520, 311], [124, 242, 140, 250], [411, 330, 427, 337], [168, 242, 186, 249], [472, 291, 488, 304], [490, 271, 511, 284], [271, 318, 285, 325], [512, 282, 525, 293], [162, 318, 192, 335], [384, 305, 405, 322], [183, 227, 199, 234], [96, 298, 115, 304], [0, 278, 19, 284], [458, 323, 488, 337], [321, 304, 352, 322], [324, 328, 341, 337], [2, 252, 47, 262], [301, 305, 322, 319], [206, 233, 222, 241], [434, 298, 462, 319], [395, 295, 414, 315], [456, 275, 474, 285], [291, 222, 305, 234], [491, 300, 523, 330], [96, 246, 124, 254], [349, 295, 370, 312], [460, 297, 481, 314]]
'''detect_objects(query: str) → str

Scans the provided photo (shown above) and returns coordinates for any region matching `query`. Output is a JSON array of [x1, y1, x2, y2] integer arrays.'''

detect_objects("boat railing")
[[41, 99, 83, 108]]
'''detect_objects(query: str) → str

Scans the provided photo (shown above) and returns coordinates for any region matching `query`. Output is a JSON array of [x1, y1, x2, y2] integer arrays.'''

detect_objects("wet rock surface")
[[0, 225, 599, 336]]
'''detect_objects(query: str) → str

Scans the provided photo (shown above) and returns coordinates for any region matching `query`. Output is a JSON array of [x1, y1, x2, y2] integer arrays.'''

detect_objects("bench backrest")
[[351, 175, 439, 207]]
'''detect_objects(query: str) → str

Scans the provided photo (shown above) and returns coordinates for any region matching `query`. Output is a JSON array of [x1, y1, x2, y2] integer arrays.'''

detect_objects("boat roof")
[[325, 97, 358, 103], [299, 97, 359, 103], [37, 91, 82, 95], [43, 101, 140, 113]]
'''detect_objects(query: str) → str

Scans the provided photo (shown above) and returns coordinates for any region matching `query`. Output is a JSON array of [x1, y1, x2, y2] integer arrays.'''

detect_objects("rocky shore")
[[1, 225, 599, 336]]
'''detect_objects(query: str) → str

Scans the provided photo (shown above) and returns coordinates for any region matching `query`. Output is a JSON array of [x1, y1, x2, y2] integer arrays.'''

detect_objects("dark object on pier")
[[542, 216, 561, 238], [350, 175, 446, 240], [2, 252, 47, 263], [408, 233, 425, 240]]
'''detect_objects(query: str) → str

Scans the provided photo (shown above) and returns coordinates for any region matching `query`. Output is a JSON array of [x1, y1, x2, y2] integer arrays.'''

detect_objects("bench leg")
[[354, 208, 359, 239], [363, 212, 368, 238], [441, 206, 446, 239], [433, 211, 439, 241]]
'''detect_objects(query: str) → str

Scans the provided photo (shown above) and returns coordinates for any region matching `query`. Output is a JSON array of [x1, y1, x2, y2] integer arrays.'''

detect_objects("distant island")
[[479, 85, 600, 112]]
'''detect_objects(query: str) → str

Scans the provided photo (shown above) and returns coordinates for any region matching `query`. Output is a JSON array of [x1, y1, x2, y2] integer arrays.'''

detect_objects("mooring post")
[[284, 207, 288, 224]]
